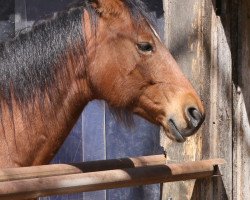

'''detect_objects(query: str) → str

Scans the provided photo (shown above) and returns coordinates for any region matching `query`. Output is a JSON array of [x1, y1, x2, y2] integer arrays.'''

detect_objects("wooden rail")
[[0, 155, 225, 200]]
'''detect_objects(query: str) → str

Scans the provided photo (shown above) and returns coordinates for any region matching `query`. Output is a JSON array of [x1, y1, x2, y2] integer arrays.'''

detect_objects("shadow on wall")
[[212, 0, 250, 157], [191, 166, 228, 199], [143, 0, 164, 18], [0, 0, 15, 20], [17, 0, 164, 21], [0, 0, 15, 40], [191, 176, 228, 200]]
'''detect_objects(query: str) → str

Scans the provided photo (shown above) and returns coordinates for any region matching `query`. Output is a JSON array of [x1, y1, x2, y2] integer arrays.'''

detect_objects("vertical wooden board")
[[162, 0, 233, 199], [82, 101, 106, 162], [233, 0, 250, 199], [82, 101, 106, 200], [198, 0, 232, 199], [196, 0, 232, 199], [210, 5, 232, 199], [162, 0, 205, 199]]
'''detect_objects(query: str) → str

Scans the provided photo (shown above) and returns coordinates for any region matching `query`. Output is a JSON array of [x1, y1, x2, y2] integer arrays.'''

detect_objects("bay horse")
[[0, 0, 205, 169]]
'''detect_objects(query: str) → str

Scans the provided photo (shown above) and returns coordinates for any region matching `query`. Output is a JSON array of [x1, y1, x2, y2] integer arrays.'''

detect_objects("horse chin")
[[161, 126, 186, 143]]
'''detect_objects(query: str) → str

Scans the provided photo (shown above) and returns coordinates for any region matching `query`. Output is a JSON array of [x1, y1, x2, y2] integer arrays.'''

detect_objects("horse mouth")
[[164, 119, 186, 143]]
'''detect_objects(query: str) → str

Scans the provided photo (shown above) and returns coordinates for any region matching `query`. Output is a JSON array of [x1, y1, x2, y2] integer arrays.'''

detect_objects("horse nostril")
[[187, 107, 203, 128]]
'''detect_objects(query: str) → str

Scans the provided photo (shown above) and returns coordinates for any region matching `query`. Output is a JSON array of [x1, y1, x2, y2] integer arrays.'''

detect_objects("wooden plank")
[[233, 0, 250, 199], [81, 101, 106, 200], [162, 0, 233, 199], [162, 0, 207, 199], [210, 1, 233, 198], [0, 159, 224, 200], [82, 101, 106, 162]]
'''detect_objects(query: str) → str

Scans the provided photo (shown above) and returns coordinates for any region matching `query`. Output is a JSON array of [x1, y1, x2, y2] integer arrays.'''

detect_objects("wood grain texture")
[[0, 159, 224, 200], [162, 0, 207, 199], [233, 0, 250, 199], [162, 0, 233, 199]]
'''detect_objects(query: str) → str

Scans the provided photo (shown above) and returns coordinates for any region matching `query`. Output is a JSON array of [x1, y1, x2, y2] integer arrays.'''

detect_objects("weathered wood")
[[162, 0, 233, 199], [0, 159, 224, 200], [162, 0, 209, 198], [0, 155, 166, 182], [206, 0, 233, 199], [233, 0, 250, 199]]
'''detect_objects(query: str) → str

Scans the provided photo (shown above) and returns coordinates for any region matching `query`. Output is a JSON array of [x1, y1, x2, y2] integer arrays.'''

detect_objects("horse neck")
[[0, 51, 92, 168]]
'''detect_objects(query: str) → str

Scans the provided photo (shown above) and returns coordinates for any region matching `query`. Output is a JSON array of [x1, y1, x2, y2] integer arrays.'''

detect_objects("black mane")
[[0, 4, 89, 111], [0, 0, 153, 114]]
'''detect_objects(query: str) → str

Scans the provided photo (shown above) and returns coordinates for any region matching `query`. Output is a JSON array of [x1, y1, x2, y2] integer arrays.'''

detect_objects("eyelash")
[[137, 42, 154, 52]]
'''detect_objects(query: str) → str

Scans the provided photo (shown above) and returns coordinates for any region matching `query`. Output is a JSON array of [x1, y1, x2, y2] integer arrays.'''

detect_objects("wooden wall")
[[161, 0, 250, 199], [233, 0, 250, 199]]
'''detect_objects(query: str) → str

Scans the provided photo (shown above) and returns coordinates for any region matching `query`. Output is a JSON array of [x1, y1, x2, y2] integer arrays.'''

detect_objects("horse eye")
[[137, 42, 153, 52]]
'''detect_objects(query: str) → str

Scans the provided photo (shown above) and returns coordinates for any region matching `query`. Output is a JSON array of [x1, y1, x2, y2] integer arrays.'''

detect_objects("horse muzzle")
[[164, 107, 205, 143]]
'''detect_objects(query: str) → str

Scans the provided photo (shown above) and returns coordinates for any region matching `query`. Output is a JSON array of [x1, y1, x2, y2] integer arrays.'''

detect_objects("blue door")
[[1, 0, 164, 199]]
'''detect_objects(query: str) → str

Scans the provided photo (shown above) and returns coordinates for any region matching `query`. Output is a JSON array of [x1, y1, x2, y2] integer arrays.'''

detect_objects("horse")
[[0, 0, 205, 169]]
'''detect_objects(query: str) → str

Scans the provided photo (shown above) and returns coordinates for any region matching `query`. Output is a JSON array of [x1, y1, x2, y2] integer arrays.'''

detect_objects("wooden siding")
[[161, 0, 250, 199], [233, 0, 250, 199]]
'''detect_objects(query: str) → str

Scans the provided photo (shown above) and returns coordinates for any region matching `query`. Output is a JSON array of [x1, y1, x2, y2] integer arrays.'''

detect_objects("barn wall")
[[162, 0, 250, 199], [233, 0, 250, 199], [162, 0, 234, 199]]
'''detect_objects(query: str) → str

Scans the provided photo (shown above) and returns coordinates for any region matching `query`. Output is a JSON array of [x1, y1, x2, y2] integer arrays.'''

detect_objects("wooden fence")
[[0, 155, 224, 200]]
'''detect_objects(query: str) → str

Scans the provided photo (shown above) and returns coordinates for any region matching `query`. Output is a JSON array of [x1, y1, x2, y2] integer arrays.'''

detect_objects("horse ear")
[[91, 0, 124, 17]]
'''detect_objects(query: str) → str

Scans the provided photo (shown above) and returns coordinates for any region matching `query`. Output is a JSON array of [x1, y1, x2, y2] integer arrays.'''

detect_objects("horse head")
[[83, 0, 205, 142]]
